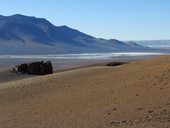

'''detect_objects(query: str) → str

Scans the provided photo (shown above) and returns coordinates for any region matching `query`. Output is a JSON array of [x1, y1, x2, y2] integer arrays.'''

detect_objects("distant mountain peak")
[[11, 14, 31, 17]]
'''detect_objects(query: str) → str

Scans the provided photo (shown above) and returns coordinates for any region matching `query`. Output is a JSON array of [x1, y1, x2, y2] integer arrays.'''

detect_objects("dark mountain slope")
[[0, 14, 149, 54]]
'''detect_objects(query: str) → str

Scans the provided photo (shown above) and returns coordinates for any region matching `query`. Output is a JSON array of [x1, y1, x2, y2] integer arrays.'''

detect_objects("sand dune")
[[1, 55, 170, 128]]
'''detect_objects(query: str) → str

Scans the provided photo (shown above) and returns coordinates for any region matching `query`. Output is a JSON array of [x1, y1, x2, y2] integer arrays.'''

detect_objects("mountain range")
[[135, 40, 170, 49], [0, 14, 150, 54]]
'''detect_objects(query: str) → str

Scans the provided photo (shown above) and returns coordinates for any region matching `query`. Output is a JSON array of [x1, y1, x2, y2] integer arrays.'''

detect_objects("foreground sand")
[[1, 55, 170, 128], [0, 69, 35, 84]]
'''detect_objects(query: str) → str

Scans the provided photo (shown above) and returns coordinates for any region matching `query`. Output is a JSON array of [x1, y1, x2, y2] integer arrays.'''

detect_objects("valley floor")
[[0, 55, 170, 128]]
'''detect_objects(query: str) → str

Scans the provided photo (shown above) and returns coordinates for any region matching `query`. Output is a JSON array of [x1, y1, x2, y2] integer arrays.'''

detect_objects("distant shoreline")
[[0, 52, 167, 70]]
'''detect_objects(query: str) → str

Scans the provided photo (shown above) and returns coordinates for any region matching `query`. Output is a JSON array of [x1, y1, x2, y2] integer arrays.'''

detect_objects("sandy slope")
[[1, 55, 170, 128], [0, 69, 35, 84]]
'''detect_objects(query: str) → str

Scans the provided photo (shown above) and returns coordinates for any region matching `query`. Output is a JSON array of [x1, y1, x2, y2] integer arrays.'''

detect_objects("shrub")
[[106, 62, 128, 67], [16, 61, 53, 75]]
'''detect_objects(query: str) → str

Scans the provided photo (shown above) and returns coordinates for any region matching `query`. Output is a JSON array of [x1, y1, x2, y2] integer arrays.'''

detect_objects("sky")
[[0, 0, 170, 40]]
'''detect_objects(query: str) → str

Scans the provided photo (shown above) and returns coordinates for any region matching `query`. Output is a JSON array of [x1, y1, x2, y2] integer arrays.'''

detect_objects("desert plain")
[[0, 55, 170, 128]]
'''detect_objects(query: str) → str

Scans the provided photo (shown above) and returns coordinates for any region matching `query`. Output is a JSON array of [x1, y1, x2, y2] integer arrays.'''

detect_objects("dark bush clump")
[[106, 62, 128, 67], [16, 61, 53, 75]]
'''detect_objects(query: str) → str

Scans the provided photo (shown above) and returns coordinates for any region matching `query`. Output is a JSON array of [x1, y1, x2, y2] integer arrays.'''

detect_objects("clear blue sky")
[[0, 0, 170, 40]]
